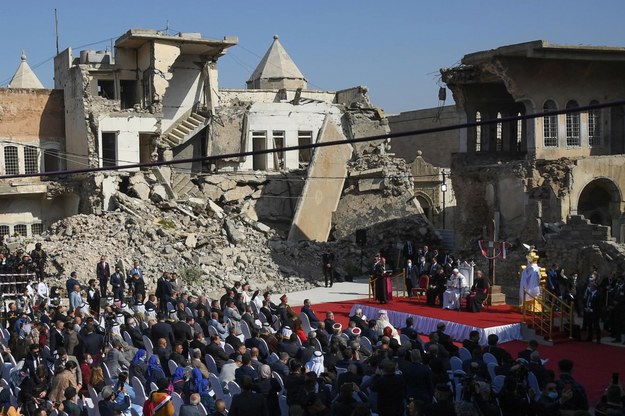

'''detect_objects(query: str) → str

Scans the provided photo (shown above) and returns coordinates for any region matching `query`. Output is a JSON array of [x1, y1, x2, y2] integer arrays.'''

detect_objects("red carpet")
[[300, 297, 625, 406]]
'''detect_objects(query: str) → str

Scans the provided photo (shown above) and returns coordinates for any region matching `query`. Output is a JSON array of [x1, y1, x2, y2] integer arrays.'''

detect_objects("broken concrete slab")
[[223, 185, 254, 203], [288, 116, 352, 242]]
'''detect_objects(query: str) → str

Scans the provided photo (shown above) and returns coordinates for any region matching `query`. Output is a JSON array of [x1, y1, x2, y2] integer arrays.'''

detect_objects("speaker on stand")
[[356, 229, 367, 276]]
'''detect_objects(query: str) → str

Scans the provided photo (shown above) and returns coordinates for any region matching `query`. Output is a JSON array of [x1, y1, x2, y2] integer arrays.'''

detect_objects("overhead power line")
[[1, 98, 623, 181]]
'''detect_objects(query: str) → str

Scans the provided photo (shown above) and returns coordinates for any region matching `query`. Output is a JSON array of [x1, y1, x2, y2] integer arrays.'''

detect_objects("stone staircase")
[[162, 112, 209, 148], [172, 172, 201, 198], [489, 285, 506, 305]]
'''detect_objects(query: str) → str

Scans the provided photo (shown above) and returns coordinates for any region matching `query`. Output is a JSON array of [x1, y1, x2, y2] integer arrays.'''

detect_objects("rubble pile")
[[17, 181, 354, 300]]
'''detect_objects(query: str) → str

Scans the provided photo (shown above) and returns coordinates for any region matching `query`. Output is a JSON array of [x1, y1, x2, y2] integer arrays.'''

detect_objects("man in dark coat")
[[96, 255, 110, 298], [228, 375, 268, 416]]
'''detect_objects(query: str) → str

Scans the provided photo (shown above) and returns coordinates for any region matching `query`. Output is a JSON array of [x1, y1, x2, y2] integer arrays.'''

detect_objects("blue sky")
[[1, 1, 624, 114]]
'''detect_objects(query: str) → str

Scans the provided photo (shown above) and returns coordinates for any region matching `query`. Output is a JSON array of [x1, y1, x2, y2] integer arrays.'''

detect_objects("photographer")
[[534, 381, 573, 416], [455, 378, 499, 416], [595, 373, 625, 416]]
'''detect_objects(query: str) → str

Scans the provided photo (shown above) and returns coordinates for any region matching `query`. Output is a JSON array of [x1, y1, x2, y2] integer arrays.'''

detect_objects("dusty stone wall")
[[0, 89, 65, 140], [388, 105, 462, 168]]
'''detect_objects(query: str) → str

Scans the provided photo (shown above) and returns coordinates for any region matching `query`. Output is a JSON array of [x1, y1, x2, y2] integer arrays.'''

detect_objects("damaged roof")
[[115, 28, 238, 57]]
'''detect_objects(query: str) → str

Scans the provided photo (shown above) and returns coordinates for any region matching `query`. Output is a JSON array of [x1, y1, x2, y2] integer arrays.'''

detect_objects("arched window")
[[543, 100, 558, 147], [566, 100, 580, 147], [516, 112, 523, 151], [589, 100, 601, 147], [475, 111, 482, 152], [496, 112, 503, 151], [4, 146, 18, 175]]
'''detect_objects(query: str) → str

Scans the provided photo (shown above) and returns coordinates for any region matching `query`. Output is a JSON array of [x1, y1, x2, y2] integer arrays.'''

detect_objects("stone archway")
[[577, 178, 621, 227]]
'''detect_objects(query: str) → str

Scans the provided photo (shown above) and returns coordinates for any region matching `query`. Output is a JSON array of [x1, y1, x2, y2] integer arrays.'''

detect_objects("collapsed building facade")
[[0, 28, 435, 289], [441, 40, 625, 299], [50, 29, 429, 242]]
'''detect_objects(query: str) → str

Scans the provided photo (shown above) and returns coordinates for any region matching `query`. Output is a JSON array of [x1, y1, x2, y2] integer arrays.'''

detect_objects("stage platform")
[[348, 297, 524, 345]]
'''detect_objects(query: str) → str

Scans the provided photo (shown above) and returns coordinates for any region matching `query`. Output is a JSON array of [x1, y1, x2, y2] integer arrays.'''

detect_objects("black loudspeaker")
[[356, 229, 367, 245]]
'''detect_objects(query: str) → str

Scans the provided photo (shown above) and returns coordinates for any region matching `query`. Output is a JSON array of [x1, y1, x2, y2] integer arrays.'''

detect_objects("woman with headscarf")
[[129, 349, 148, 386], [183, 368, 215, 412], [172, 366, 187, 394], [145, 355, 167, 390], [253, 364, 281, 415], [305, 350, 325, 376]]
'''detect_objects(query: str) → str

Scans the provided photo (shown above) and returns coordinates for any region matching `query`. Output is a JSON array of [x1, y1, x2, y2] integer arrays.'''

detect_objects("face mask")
[[547, 391, 558, 400], [88, 359, 94, 365]]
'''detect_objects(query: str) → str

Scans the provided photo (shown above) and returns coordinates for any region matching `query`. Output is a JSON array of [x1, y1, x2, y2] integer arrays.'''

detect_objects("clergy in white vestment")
[[443, 268, 465, 310]]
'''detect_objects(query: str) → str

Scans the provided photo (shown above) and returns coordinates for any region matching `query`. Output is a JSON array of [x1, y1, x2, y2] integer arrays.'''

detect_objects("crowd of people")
[[370, 244, 489, 313], [0, 238, 620, 416]]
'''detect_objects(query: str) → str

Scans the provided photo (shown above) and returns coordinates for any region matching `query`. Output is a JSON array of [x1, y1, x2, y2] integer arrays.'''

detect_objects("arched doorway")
[[578, 178, 621, 227]]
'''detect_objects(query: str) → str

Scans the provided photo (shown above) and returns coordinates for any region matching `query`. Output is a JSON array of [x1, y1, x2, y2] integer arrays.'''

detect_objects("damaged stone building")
[[440, 40, 625, 296], [50, 29, 428, 245], [0, 53, 77, 236]]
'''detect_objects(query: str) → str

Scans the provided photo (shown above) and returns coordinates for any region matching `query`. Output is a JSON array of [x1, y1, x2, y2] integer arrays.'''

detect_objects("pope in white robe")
[[443, 268, 465, 310]]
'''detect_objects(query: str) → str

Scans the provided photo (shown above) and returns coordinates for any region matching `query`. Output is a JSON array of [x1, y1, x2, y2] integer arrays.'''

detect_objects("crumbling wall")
[[345, 109, 389, 156], [544, 215, 619, 277], [332, 152, 440, 270]]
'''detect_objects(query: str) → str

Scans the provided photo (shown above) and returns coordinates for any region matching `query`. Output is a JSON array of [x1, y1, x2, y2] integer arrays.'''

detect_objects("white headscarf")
[[305, 351, 324, 376]]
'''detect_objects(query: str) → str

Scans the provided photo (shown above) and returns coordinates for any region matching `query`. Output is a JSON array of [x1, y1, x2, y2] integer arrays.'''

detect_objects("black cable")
[[1, 98, 623, 181]]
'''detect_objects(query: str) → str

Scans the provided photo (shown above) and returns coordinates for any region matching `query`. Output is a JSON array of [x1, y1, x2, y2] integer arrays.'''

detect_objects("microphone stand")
[[457, 276, 462, 312]]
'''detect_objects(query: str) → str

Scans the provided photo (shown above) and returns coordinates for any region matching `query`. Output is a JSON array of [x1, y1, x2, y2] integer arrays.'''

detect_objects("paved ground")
[[280, 276, 370, 306]]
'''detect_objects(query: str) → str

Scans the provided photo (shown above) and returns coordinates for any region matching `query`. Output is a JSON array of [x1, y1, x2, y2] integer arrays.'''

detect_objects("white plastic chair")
[[224, 343, 235, 356], [198, 403, 208, 416], [123, 331, 134, 346], [458, 347, 472, 362], [272, 371, 285, 394], [487, 362, 498, 381], [208, 373, 225, 400], [482, 352, 498, 365], [450, 356, 463, 373], [168, 360, 179, 376], [143, 335, 154, 356], [227, 380, 241, 396], [131, 376, 147, 406], [171, 392, 184, 414], [185, 307, 194, 318], [299, 312, 312, 334], [492, 375, 505, 394], [150, 382, 158, 392], [399, 334, 410, 346], [101, 362, 114, 385], [204, 354, 218, 375], [240, 320, 251, 340], [279, 394, 289, 416], [528, 371, 541, 400], [360, 336, 373, 352], [268, 352, 279, 365]]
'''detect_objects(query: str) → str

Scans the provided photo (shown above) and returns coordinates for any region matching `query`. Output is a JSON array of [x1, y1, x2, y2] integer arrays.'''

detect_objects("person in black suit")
[[322, 249, 336, 288], [49, 319, 66, 354], [462, 330, 481, 354], [436, 322, 459, 357], [123, 317, 145, 349], [96, 255, 110, 298], [405, 259, 419, 297], [517, 339, 538, 362], [401, 349, 434, 404], [427, 268, 447, 307], [152, 338, 173, 375], [584, 282, 603, 343], [348, 308, 367, 332], [206, 335, 229, 372], [483, 334, 512, 366], [82, 322, 105, 358], [172, 316, 194, 356], [301, 299, 320, 329], [228, 375, 268, 416], [151, 316, 176, 347]]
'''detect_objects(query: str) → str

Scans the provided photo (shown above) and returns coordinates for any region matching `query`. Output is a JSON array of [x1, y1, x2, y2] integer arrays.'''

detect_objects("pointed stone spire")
[[247, 35, 307, 90], [8, 51, 44, 89]]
